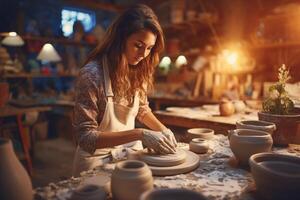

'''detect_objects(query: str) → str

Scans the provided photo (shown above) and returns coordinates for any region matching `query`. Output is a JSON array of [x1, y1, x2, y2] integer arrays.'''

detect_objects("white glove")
[[162, 128, 177, 148], [141, 129, 176, 154]]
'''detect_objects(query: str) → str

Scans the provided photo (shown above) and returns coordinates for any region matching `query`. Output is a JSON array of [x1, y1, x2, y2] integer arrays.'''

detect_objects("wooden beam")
[[64, 0, 125, 12]]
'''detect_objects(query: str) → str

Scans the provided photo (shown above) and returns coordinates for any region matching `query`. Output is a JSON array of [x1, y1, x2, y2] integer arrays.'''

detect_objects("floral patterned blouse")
[[73, 61, 151, 154]]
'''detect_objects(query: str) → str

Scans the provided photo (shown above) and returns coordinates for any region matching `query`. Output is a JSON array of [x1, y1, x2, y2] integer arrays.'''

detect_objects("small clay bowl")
[[140, 188, 208, 200], [236, 120, 276, 134], [189, 138, 209, 154], [249, 153, 300, 200], [187, 128, 214, 141]]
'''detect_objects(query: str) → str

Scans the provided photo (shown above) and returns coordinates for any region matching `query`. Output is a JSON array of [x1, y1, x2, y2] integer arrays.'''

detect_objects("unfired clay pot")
[[0, 138, 33, 200], [228, 129, 273, 166], [111, 160, 153, 200], [219, 101, 235, 116], [140, 188, 208, 200], [236, 120, 276, 134], [249, 153, 300, 200], [187, 128, 214, 141], [71, 185, 106, 200], [189, 138, 209, 154]]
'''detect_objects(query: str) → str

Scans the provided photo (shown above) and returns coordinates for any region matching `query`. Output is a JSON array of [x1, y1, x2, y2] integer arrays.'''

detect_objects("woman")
[[72, 4, 177, 176]]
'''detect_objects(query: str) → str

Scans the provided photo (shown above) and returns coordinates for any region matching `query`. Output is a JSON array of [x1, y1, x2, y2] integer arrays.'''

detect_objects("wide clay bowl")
[[189, 138, 209, 154], [228, 129, 273, 166], [187, 128, 214, 141], [249, 153, 300, 200], [236, 120, 276, 134], [140, 188, 208, 200]]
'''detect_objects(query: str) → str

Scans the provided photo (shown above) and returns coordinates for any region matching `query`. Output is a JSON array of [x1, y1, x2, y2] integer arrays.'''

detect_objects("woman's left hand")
[[162, 129, 177, 148]]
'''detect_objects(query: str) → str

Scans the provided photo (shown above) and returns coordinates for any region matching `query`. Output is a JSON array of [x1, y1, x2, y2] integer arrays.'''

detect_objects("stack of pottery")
[[140, 188, 208, 200], [249, 153, 300, 200], [236, 120, 276, 135], [0, 138, 33, 200], [228, 129, 273, 166], [111, 160, 153, 200]]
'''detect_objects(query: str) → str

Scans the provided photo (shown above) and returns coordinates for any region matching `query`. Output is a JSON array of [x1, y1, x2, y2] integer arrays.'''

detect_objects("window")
[[61, 8, 96, 37]]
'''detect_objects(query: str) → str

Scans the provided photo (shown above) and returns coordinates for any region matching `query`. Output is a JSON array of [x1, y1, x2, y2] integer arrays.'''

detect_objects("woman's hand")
[[162, 129, 177, 148], [141, 129, 176, 154]]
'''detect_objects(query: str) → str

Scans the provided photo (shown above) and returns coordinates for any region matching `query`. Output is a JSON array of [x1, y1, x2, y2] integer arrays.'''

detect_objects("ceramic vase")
[[111, 160, 153, 200], [228, 129, 273, 166], [219, 101, 235, 116], [0, 138, 33, 200]]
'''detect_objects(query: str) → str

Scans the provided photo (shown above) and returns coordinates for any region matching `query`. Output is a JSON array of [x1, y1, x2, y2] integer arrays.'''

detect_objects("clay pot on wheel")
[[228, 129, 273, 166], [0, 138, 33, 200], [111, 160, 153, 200]]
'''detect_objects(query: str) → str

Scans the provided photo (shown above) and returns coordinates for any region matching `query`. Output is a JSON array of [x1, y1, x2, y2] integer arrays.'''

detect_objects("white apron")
[[72, 57, 143, 176]]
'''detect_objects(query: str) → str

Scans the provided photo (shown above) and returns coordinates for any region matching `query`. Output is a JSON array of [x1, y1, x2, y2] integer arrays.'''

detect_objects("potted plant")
[[258, 64, 300, 146]]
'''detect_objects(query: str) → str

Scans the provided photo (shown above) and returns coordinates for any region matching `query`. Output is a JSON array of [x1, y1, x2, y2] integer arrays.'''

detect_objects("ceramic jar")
[[219, 101, 235, 116], [228, 129, 273, 166], [111, 160, 153, 200], [0, 138, 33, 200], [236, 120, 276, 134], [249, 153, 300, 200], [189, 138, 209, 154]]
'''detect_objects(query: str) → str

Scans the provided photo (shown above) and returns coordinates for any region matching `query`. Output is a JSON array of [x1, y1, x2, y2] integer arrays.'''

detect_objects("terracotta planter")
[[228, 129, 273, 166], [140, 188, 208, 200], [111, 160, 153, 200], [0, 82, 9, 107], [0, 138, 33, 200], [258, 112, 300, 146], [249, 153, 300, 200], [236, 120, 276, 135]]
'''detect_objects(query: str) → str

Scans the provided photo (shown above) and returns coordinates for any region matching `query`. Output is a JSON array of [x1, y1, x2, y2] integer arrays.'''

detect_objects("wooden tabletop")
[[154, 109, 258, 134], [0, 105, 52, 117]]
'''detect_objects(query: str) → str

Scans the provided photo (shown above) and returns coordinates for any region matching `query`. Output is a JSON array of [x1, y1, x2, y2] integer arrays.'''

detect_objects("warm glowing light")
[[37, 43, 61, 62], [9, 32, 17, 36], [159, 56, 171, 68], [175, 55, 187, 68]]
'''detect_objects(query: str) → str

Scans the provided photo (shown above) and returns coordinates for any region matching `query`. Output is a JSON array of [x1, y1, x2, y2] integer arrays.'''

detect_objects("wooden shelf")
[[22, 35, 96, 47], [4, 73, 77, 78], [162, 19, 212, 32], [251, 41, 300, 50]]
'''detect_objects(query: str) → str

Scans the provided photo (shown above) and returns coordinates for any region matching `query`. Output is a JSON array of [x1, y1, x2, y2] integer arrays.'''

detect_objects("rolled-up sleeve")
[[73, 66, 102, 155], [136, 93, 152, 123]]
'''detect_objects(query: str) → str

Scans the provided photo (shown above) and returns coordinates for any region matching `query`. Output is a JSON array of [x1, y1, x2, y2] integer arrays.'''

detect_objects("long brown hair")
[[85, 4, 164, 102]]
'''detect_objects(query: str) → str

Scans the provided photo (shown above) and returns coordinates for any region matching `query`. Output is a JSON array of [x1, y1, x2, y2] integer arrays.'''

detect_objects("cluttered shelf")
[[21, 35, 96, 47], [3, 72, 77, 79]]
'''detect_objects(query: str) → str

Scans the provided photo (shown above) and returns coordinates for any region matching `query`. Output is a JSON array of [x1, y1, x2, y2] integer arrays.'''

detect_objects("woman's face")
[[124, 29, 157, 66]]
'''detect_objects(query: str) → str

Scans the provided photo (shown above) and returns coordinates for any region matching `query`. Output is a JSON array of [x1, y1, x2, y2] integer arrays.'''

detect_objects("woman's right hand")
[[141, 129, 176, 154]]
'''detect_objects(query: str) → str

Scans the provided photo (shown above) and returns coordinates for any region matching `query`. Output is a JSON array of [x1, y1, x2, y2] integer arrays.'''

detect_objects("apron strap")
[[102, 56, 114, 98]]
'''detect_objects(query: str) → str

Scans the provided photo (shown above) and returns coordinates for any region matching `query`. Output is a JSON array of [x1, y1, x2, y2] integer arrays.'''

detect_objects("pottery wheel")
[[140, 149, 186, 167], [149, 150, 200, 176]]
